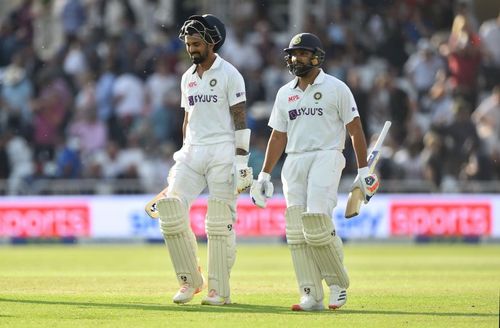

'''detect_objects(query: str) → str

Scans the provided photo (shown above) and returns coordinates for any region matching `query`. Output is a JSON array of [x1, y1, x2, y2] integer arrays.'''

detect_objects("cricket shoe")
[[201, 289, 231, 306], [328, 285, 347, 309], [291, 295, 324, 311], [172, 276, 205, 304]]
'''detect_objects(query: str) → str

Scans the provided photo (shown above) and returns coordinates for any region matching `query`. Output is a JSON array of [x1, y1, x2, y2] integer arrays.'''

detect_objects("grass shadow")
[[0, 298, 496, 318], [0, 298, 287, 314]]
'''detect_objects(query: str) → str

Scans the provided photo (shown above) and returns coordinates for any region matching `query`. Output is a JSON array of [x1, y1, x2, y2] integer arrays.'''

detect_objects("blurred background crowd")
[[0, 0, 499, 195]]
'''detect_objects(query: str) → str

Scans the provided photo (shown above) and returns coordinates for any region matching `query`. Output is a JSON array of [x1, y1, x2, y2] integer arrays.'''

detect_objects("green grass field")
[[0, 243, 499, 327]]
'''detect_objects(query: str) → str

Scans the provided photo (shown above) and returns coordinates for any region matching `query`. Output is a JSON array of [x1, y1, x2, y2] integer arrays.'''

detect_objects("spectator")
[[404, 38, 445, 102], [478, 12, 500, 90], [31, 67, 73, 161], [0, 53, 33, 137], [444, 14, 482, 107], [471, 85, 500, 176]]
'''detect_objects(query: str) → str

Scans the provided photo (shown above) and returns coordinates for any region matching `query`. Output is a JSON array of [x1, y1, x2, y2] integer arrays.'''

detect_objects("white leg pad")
[[205, 198, 235, 299], [158, 198, 203, 289], [285, 206, 324, 302], [302, 213, 349, 289]]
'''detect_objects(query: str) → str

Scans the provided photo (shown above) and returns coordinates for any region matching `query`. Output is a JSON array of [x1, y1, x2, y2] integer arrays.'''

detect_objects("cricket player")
[[157, 14, 252, 306], [250, 33, 379, 311]]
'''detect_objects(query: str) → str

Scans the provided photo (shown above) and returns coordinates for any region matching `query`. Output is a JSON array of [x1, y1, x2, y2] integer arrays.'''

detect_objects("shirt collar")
[[289, 69, 326, 89], [191, 54, 222, 74]]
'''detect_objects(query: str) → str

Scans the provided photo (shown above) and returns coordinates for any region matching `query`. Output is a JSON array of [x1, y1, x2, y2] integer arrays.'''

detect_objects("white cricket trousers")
[[166, 142, 237, 218], [282, 149, 345, 215]]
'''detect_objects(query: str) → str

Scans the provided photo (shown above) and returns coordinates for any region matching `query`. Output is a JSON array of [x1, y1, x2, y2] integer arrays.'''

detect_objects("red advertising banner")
[[0, 204, 90, 238], [189, 198, 287, 237], [390, 201, 492, 236]]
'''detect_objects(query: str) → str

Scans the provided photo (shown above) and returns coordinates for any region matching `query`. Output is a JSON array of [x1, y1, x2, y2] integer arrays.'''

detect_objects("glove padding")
[[350, 167, 380, 204], [234, 154, 253, 194], [250, 172, 274, 208]]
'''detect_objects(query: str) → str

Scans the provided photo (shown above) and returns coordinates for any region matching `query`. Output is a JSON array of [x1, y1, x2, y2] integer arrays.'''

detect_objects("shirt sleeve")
[[227, 68, 246, 106], [268, 91, 287, 132], [337, 82, 359, 125]]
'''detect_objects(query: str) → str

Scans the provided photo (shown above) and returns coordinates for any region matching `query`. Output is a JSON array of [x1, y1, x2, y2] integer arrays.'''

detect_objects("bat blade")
[[345, 188, 364, 218]]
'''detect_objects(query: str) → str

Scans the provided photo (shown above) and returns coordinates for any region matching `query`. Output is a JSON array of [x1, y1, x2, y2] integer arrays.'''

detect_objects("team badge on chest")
[[209, 79, 217, 87], [314, 92, 322, 100]]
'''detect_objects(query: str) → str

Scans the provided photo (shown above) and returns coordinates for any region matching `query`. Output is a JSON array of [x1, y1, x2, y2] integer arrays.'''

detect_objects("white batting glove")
[[234, 154, 253, 194], [350, 167, 380, 204], [250, 172, 274, 208]]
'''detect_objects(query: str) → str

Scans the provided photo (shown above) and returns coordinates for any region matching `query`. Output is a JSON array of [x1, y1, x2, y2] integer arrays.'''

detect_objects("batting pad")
[[205, 198, 236, 298], [285, 206, 324, 302], [158, 198, 204, 289], [302, 213, 349, 289]]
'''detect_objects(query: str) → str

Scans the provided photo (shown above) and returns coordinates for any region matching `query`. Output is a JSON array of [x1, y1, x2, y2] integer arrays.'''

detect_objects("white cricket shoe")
[[291, 295, 324, 311], [328, 285, 347, 309], [201, 289, 231, 306], [172, 283, 203, 304]]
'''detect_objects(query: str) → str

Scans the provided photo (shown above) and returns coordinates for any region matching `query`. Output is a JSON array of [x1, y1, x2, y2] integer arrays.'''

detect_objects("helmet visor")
[[179, 19, 222, 46]]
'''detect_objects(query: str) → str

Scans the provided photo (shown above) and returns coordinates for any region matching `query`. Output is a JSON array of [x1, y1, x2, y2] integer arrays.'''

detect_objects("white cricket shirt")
[[180, 54, 246, 146], [269, 69, 359, 154]]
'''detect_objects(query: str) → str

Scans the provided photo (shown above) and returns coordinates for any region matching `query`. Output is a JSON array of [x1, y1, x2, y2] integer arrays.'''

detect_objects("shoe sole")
[[201, 298, 230, 306], [328, 303, 345, 310], [291, 304, 324, 311]]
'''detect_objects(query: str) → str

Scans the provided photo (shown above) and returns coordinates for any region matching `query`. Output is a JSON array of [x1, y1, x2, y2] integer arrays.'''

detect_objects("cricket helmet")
[[179, 14, 226, 52], [284, 33, 325, 76]]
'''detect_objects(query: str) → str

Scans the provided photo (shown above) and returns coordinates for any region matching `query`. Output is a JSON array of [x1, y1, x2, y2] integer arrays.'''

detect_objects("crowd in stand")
[[0, 0, 499, 195]]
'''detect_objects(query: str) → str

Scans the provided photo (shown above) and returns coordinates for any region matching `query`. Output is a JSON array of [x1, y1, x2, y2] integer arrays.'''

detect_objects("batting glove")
[[234, 154, 253, 194], [250, 172, 274, 208], [350, 167, 380, 204]]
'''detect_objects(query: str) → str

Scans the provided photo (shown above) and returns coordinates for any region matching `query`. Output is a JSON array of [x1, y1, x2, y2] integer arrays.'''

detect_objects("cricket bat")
[[345, 121, 391, 219], [145, 186, 169, 219]]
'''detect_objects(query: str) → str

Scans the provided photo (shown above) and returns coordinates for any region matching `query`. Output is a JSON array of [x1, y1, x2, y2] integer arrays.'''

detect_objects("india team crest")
[[314, 92, 322, 100], [292, 35, 301, 45], [209, 79, 217, 87]]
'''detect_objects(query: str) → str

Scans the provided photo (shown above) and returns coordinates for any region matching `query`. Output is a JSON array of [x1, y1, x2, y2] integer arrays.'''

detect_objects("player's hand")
[[234, 154, 253, 194], [350, 167, 379, 204], [250, 172, 274, 208]]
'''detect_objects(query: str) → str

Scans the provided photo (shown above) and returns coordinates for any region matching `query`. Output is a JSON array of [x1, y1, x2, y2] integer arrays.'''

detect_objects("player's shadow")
[[0, 298, 496, 317], [0, 298, 285, 314]]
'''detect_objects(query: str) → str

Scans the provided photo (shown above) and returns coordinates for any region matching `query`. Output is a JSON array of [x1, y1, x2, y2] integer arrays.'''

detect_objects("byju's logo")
[[188, 94, 218, 106], [288, 107, 324, 120]]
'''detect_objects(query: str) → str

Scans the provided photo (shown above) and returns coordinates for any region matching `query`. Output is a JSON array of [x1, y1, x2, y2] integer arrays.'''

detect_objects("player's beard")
[[190, 48, 209, 64], [293, 63, 313, 77]]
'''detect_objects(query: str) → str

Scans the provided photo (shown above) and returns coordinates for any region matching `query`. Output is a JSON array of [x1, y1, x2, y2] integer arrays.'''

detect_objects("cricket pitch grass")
[[0, 243, 499, 327]]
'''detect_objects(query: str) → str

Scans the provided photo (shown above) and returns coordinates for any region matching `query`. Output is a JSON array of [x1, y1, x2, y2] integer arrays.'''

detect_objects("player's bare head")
[[179, 14, 226, 63], [284, 33, 325, 77]]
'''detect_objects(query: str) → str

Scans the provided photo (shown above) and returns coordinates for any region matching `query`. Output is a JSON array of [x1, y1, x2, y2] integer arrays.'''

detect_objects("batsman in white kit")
[[154, 14, 252, 306], [250, 33, 380, 311]]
